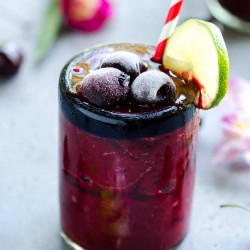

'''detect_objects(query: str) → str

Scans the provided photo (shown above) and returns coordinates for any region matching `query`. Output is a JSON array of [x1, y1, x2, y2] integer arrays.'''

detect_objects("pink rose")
[[61, 0, 112, 32]]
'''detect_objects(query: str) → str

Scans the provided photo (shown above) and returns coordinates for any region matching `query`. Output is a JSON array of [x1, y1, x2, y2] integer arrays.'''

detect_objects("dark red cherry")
[[101, 51, 147, 81], [0, 42, 23, 77], [131, 71, 176, 104], [81, 68, 130, 107]]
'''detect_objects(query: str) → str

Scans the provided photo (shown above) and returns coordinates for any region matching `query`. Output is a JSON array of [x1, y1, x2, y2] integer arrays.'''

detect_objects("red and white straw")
[[153, 0, 184, 63]]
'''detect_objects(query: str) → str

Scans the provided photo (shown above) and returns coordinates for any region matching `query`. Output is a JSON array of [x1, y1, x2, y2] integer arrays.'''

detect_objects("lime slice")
[[163, 19, 229, 109]]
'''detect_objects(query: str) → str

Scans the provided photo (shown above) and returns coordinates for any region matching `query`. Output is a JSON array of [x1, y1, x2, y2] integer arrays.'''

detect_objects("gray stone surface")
[[1, 0, 250, 250]]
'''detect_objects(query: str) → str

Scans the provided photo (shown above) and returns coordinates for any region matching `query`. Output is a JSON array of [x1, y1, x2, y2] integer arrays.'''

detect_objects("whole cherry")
[[0, 42, 23, 77]]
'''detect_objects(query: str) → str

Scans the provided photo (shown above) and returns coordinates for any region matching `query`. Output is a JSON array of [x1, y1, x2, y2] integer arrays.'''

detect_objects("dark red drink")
[[59, 44, 200, 250], [207, 0, 250, 34], [218, 0, 250, 21]]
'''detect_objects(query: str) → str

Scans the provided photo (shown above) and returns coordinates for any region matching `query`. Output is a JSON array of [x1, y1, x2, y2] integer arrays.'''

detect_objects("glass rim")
[[59, 43, 197, 138]]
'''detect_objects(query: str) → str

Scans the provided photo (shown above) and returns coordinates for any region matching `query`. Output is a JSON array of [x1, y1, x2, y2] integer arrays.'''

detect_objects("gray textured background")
[[1, 0, 250, 249]]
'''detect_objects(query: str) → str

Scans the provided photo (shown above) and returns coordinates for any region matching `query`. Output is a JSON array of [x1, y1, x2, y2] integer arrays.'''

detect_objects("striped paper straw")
[[152, 0, 184, 63]]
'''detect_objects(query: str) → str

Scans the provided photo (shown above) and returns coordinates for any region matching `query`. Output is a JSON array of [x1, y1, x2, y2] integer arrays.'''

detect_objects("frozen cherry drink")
[[59, 43, 200, 250], [218, 0, 250, 21]]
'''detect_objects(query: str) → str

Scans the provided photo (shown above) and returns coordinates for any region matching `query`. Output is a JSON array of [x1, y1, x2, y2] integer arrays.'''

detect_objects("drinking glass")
[[59, 43, 200, 250]]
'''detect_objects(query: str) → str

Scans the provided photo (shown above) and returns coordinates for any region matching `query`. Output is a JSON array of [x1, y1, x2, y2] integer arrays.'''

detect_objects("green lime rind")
[[195, 19, 229, 109]]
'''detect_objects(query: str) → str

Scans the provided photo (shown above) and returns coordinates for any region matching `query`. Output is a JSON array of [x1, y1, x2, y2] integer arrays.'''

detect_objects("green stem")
[[220, 204, 250, 212]]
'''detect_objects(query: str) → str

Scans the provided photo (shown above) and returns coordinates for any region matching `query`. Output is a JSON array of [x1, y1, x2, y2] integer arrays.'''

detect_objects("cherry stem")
[[220, 204, 250, 212]]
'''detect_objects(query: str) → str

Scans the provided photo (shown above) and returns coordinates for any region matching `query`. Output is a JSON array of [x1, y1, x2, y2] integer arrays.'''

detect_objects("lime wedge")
[[163, 19, 229, 109]]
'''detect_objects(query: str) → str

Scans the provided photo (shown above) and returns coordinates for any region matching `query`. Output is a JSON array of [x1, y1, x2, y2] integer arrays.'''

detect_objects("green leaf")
[[35, 0, 62, 62]]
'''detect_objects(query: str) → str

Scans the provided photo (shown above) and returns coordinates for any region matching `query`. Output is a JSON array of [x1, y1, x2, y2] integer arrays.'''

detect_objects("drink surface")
[[62, 43, 198, 114], [59, 43, 200, 250]]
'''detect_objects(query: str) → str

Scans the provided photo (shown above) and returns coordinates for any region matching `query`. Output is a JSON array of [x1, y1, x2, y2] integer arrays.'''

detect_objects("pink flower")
[[61, 0, 112, 32], [214, 78, 250, 167]]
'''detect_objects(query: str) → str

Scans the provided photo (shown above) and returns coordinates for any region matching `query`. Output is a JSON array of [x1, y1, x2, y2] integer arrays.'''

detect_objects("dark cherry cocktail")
[[218, 0, 250, 21], [59, 43, 200, 250], [206, 0, 250, 34]]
